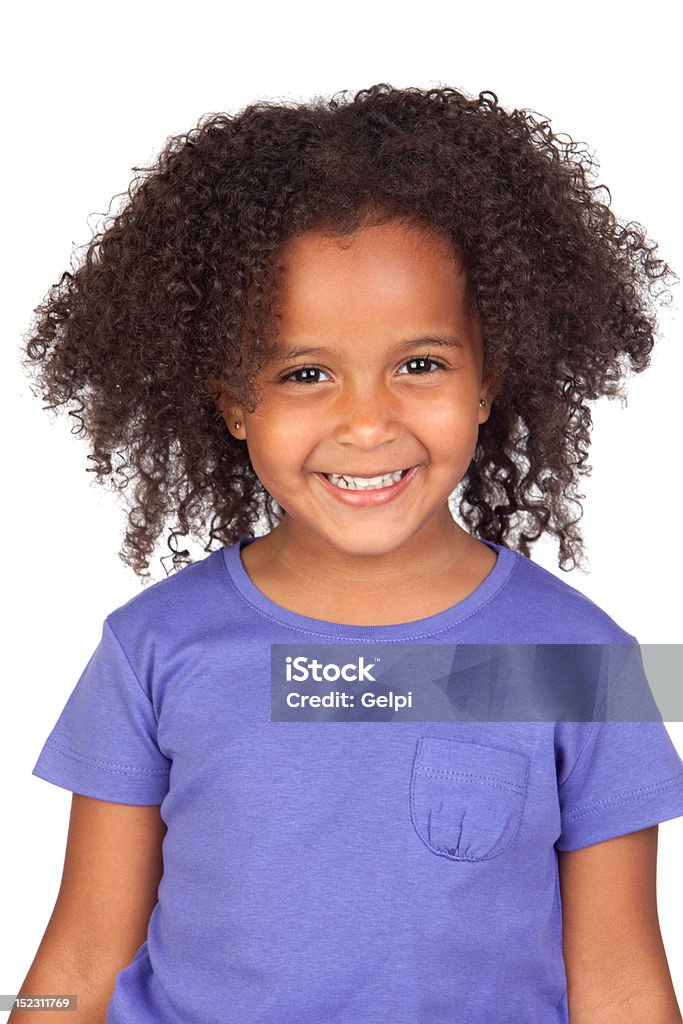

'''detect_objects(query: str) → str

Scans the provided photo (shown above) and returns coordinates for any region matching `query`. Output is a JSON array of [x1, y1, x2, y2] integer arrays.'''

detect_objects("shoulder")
[[494, 545, 635, 643], [105, 546, 232, 651]]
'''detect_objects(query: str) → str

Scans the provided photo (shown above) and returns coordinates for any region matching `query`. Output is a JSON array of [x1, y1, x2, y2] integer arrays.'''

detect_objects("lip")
[[325, 470, 407, 479], [314, 465, 420, 507]]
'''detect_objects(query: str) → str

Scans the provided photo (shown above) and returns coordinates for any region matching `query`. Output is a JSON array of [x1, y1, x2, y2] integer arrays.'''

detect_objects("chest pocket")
[[410, 736, 530, 862]]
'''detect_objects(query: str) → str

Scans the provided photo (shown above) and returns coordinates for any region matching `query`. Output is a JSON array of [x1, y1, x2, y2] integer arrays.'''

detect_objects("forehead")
[[275, 221, 468, 329]]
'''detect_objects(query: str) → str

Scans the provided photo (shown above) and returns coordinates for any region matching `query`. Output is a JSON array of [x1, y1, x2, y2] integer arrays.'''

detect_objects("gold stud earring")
[[479, 398, 487, 408], [234, 421, 241, 429]]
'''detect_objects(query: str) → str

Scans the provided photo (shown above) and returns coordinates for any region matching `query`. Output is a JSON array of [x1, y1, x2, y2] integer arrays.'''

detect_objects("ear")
[[207, 378, 245, 441], [478, 373, 498, 424]]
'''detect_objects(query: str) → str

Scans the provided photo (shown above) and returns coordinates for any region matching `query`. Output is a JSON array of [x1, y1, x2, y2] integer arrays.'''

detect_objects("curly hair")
[[20, 83, 675, 579]]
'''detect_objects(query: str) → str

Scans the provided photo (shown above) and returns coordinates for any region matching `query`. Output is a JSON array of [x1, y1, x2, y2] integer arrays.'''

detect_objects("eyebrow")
[[280, 335, 465, 360]]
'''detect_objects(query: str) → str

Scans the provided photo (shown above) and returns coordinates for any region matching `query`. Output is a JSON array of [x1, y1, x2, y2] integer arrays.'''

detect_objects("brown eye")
[[398, 355, 446, 375], [278, 366, 331, 385]]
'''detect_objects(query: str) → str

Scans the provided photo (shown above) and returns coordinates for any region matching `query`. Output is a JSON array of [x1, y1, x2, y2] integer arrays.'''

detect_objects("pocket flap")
[[415, 737, 528, 792]]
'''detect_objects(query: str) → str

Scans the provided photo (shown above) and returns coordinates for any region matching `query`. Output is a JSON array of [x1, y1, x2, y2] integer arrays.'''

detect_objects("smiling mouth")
[[323, 467, 413, 491]]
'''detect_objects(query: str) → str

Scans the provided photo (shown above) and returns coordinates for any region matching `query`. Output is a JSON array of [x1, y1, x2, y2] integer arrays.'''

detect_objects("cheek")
[[426, 404, 480, 463], [246, 413, 308, 473], [424, 394, 477, 433]]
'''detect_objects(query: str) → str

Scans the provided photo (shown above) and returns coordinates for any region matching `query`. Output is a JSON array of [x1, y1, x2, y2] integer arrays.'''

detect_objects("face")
[[218, 219, 494, 567]]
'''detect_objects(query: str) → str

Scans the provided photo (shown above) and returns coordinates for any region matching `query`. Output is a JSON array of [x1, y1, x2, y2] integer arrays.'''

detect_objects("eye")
[[397, 354, 447, 376], [277, 366, 331, 385]]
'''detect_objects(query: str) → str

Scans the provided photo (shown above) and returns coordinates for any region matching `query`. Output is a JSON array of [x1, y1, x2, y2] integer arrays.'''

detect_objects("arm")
[[558, 825, 682, 1023], [9, 793, 166, 1023]]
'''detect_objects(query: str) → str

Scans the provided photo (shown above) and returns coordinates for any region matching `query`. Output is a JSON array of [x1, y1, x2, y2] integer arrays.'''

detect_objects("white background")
[[2, 0, 681, 1014]]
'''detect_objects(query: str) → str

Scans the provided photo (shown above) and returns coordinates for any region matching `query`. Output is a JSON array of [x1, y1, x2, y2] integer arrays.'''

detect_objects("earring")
[[234, 421, 241, 429], [479, 398, 487, 408]]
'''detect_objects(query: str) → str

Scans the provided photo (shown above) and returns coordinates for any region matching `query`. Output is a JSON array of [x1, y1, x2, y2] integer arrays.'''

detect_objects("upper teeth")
[[325, 469, 406, 490]]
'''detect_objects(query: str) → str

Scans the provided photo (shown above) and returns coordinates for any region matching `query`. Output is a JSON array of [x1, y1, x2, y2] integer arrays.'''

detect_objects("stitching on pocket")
[[413, 764, 526, 795], [410, 738, 530, 862]]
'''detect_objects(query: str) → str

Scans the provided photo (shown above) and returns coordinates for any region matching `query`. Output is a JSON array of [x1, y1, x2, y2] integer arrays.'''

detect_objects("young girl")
[[14, 84, 683, 1023]]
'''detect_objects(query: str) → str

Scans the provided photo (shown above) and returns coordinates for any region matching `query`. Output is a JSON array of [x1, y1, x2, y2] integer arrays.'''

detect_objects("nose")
[[330, 378, 402, 449]]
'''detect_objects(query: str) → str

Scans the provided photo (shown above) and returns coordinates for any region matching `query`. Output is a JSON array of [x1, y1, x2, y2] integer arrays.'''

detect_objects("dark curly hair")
[[20, 83, 675, 580]]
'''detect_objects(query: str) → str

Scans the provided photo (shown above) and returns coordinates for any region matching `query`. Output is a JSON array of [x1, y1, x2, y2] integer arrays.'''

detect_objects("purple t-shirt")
[[32, 538, 683, 1024]]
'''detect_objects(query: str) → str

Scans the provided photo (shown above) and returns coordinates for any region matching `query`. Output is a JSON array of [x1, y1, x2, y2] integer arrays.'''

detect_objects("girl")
[[14, 84, 683, 1023]]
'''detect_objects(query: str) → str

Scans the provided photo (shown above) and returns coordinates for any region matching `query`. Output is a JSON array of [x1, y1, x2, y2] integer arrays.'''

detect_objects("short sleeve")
[[32, 618, 171, 805], [555, 639, 683, 851]]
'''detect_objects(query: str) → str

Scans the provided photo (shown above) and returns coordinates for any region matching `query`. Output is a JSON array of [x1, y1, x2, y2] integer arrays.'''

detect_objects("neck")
[[258, 513, 475, 594]]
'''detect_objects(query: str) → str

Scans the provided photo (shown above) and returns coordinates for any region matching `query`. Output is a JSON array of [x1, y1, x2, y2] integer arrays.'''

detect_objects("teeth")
[[325, 469, 406, 491]]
